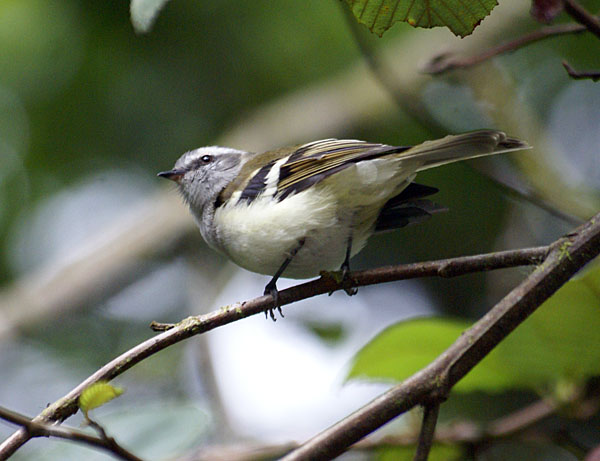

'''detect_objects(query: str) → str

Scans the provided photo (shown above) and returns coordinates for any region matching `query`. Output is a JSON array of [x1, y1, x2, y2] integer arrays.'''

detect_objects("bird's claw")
[[322, 266, 358, 297], [264, 282, 284, 321], [341, 264, 358, 296]]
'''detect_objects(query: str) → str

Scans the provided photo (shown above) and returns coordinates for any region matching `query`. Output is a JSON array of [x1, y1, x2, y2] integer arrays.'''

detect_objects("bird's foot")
[[340, 262, 358, 296], [321, 267, 358, 297], [264, 281, 284, 321]]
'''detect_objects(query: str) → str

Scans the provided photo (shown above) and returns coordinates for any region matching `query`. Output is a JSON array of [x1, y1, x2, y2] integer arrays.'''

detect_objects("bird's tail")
[[398, 130, 529, 172]]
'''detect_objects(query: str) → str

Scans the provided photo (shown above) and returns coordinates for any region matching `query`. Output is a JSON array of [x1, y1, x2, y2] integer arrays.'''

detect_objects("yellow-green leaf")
[[79, 381, 124, 415], [342, 0, 498, 38]]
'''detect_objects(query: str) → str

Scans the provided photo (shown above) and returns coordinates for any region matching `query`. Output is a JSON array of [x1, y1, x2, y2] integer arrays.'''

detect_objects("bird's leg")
[[340, 235, 358, 296], [264, 238, 305, 321]]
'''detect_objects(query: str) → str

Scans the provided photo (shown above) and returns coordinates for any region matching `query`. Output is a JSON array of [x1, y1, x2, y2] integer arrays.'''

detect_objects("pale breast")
[[213, 187, 352, 278]]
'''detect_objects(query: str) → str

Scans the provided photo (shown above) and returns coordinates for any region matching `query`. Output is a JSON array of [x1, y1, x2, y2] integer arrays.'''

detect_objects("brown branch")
[[561, 0, 600, 83], [153, 245, 549, 331], [280, 211, 600, 460], [0, 246, 551, 459], [414, 404, 440, 461], [423, 23, 587, 75], [563, 0, 600, 39], [562, 61, 600, 81], [0, 406, 143, 461]]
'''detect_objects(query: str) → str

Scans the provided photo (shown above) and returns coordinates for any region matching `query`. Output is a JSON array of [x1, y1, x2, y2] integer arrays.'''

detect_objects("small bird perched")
[[159, 130, 528, 319]]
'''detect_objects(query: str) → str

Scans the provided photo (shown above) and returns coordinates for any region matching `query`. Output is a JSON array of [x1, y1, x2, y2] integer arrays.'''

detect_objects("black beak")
[[157, 169, 184, 182]]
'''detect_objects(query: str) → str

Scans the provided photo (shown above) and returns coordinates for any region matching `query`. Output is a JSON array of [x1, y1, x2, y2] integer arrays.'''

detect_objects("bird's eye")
[[201, 155, 212, 163]]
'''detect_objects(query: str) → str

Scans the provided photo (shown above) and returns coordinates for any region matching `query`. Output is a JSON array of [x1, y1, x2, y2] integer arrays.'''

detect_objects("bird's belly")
[[281, 231, 350, 278], [213, 189, 357, 279]]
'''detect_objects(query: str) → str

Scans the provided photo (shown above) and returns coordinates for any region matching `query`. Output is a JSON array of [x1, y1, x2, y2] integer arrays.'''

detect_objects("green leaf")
[[348, 317, 516, 392], [348, 261, 600, 393], [79, 381, 124, 415], [348, 317, 466, 382], [342, 0, 498, 38]]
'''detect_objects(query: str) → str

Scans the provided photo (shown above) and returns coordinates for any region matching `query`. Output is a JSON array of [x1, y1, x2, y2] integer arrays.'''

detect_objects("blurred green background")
[[1, 0, 599, 459]]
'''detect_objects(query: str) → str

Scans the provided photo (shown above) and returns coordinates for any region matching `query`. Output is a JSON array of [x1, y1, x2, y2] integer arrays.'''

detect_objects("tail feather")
[[398, 130, 529, 172]]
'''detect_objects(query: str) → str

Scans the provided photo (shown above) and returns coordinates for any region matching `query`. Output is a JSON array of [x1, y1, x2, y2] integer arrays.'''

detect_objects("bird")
[[158, 130, 528, 320]]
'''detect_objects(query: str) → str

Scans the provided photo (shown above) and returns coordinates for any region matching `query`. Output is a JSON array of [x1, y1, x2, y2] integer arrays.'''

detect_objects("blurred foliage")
[[0, 0, 370, 279], [303, 321, 348, 344], [377, 443, 464, 460], [16, 402, 210, 461], [342, 0, 498, 37], [475, 440, 579, 460], [0, 0, 599, 459]]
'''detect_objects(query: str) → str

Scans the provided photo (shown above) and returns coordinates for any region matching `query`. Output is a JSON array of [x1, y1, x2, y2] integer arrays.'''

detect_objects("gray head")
[[158, 146, 247, 214]]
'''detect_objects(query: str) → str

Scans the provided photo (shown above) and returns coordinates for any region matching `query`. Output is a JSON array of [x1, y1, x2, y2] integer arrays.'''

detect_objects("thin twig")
[[153, 245, 549, 331], [561, 0, 600, 83], [422, 23, 587, 75], [0, 245, 550, 458], [280, 212, 600, 460], [414, 404, 441, 461], [563, 0, 600, 39], [0, 406, 143, 461], [562, 61, 600, 81], [486, 399, 556, 437]]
